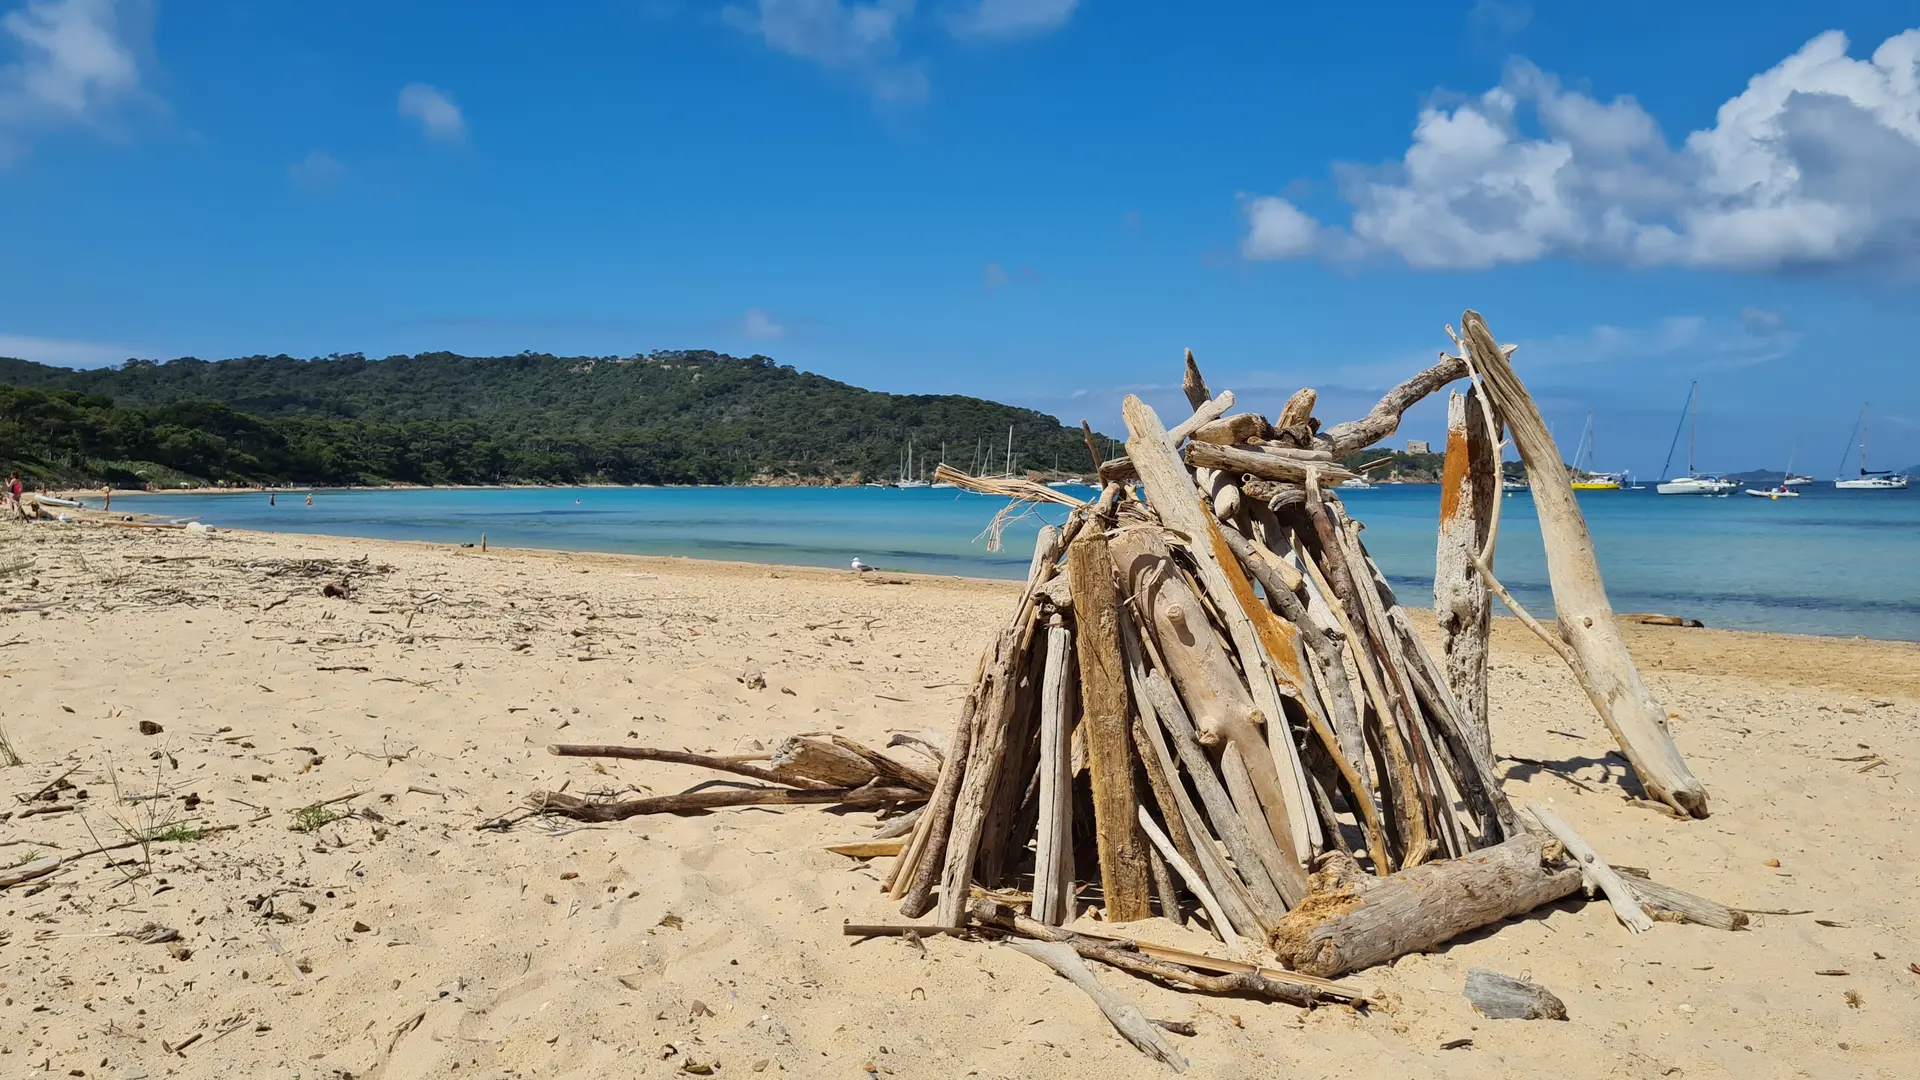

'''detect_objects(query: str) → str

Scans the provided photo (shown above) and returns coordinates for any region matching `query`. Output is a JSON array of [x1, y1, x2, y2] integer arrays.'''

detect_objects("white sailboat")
[[1655, 382, 1736, 496], [898, 437, 929, 488], [1833, 404, 1910, 490]]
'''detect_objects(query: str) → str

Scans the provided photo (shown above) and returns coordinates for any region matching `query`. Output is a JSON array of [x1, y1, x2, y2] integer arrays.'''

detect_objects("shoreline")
[[11, 509, 1919, 694]]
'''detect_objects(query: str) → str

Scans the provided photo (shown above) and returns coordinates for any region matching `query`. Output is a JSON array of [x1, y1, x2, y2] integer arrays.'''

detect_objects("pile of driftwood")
[[876, 310, 1722, 976], [528, 311, 1742, 1066]]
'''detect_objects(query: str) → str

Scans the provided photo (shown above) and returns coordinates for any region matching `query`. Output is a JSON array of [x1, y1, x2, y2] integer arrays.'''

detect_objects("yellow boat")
[[1570, 477, 1620, 490]]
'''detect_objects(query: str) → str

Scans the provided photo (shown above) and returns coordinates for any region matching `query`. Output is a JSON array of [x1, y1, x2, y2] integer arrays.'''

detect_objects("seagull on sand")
[[851, 557, 876, 573]]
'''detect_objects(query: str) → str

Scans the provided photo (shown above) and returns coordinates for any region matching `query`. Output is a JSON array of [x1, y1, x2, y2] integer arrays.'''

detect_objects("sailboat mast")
[[1863, 404, 1870, 474], [1688, 383, 1697, 475]]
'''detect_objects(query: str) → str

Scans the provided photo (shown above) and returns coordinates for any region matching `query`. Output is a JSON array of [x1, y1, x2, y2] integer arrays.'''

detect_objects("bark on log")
[[825, 735, 939, 792], [1270, 834, 1580, 978], [1185, 442, 1355, 485], [1462, 311, 1709, 818], [1069, 527, 1152, 922], [1435, 389, 1496, 762], [768, 737, 883, 789], [530, 785, 924, 821], [1318, 355, 1468, 457], [1122, 394, 1318, 860], [1031, 617, 1076, 926]]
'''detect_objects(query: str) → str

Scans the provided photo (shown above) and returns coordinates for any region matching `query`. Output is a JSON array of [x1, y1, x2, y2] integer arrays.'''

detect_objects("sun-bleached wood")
[[1068, 528, 1152, 922], [1165, 390, 1235, 448], [1435, 389, 1496, 761], [1185, 441, 1356, 485], [1524, 803, 1655, 934], [1005, 939, 1188, 1071], [1276, 387, 1317, 431], [1031, 617, 1076, 925], [1189, 412, 1272, 445], [1461, 311, 1709, 818], [1109, 528, 1308, 906], [1122, 394, 1318, 859], [1318, 355, 1468, 456], [1270, 834, 1580, 978]]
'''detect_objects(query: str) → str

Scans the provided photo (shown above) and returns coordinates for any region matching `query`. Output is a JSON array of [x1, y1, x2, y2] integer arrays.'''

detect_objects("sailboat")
[[1655, 382, 1736, 496], [930, 440, 957, 488], [1746, 445, 1803, 499], [1833, 404, 1910, 490], [1568, 412, 1622, 490], [898, 437, 930, 488]]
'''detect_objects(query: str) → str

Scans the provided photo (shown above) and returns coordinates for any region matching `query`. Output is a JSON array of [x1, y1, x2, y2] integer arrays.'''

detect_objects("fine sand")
[[2, 516, 1916, 1079]]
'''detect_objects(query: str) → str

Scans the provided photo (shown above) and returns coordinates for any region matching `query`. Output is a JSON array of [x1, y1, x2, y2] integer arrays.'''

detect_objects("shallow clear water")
[[121, 483, 1920, 641]]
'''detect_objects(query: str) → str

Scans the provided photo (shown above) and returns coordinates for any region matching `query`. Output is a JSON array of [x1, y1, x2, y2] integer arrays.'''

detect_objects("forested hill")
[[0, 351, 1109, 488]]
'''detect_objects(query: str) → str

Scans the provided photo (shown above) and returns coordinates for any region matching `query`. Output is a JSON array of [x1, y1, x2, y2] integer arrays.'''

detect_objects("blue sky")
[[3, 0, 1919, 475]]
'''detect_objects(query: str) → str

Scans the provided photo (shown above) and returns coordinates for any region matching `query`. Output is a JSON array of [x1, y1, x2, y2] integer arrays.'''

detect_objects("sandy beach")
[[2, 514, 1916, 1079]]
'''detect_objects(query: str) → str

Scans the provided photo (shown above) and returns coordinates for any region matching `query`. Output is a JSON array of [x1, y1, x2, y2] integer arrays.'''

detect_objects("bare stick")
[[1165, 391, 1235, 448], [548, 744, 836, 790], [528, 785, 923, 821], [1524, 803, 1654, 934], [1004, 939, 1188, 1071], [969, 899, 1329, 1007], [1031, 617, 1076, 925], [1137, 806, 1240, 950]]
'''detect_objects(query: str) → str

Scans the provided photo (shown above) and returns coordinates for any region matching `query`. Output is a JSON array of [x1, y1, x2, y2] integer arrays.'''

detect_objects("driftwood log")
[[1031, 617, 1076, 925], [531, 785, 924, 821], [1270, 834, 1580, 977], [1070, 526, 1152, 922], [1461, 311, 1709, 818], [1435, 389, 1497, 759]]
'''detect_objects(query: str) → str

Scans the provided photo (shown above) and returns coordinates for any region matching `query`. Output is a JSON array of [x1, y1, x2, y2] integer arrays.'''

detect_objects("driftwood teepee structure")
[[881, 309, 1711, 975]]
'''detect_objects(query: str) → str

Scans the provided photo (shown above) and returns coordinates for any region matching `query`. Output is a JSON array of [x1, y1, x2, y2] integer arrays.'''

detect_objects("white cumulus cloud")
[[0, 0, 151, 166], [1242, 27, 1920, 273], [947, 0, 1077, 40], [398, 82, 467, 143], [724, 0, 926, 101]]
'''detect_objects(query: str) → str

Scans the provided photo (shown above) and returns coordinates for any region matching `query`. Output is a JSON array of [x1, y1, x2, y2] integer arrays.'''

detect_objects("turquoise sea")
[[120, 484, 1920, 642]]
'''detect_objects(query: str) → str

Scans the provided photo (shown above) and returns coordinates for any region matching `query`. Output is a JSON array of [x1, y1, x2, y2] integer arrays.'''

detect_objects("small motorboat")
[[1744, 485, 1800, 499]]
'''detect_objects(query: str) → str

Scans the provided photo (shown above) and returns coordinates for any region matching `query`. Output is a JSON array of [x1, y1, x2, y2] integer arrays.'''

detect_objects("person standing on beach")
[[6, 473, 20, 514], [102, 485, 112, 512]]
